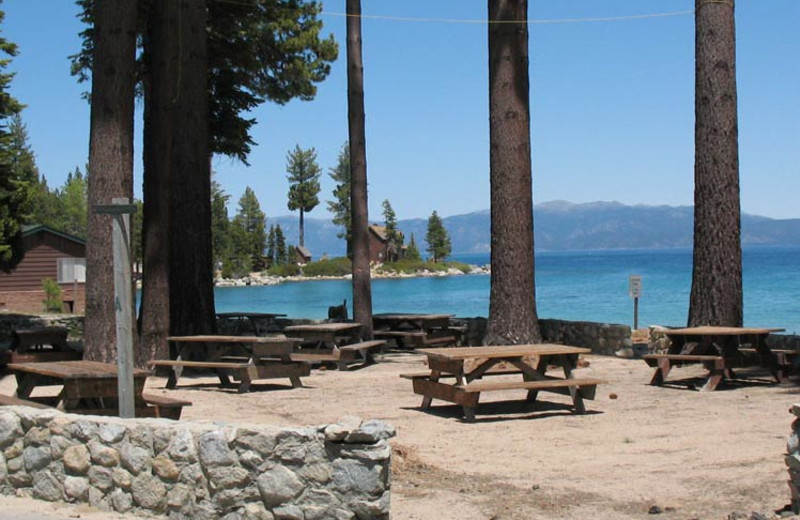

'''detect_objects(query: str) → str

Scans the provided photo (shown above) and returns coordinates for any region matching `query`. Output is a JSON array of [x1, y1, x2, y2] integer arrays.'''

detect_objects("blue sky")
[[3, 0, 799, 221]]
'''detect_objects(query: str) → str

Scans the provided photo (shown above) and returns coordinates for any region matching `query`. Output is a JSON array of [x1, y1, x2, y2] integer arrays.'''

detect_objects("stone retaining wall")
[[0, 314, 84, 346], [454, 317, 631, 354], [0, 408, 394, 520]]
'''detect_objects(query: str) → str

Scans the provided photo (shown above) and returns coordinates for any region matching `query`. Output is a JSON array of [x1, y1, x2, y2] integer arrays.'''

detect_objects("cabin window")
[[57, 258, 86, 283]]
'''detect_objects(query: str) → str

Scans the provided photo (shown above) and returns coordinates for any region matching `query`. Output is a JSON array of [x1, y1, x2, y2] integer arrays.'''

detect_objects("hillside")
[[267, 201, 800, 257]]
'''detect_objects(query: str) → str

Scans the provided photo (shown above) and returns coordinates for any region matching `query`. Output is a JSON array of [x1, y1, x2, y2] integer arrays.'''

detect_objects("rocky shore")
[[215, 264, 490, 288]]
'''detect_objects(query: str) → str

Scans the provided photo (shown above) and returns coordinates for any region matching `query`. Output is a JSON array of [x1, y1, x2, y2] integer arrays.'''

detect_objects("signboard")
[[629, 275, 642, 299]]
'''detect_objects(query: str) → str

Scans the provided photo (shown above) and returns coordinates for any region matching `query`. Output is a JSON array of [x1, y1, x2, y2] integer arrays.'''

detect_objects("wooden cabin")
[[0, 225, 86, 314], [368, 225, 402, 264], [294, 245, 312, 265]]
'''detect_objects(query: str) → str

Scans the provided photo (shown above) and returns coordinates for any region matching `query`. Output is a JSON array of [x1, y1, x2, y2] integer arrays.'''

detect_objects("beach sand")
[[1, 353, 798, 520]]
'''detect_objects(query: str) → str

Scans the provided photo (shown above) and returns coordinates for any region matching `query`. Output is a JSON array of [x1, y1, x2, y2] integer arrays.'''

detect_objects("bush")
[[376, 259, 471, 275], [266, 263, 301, 277], [42, 278, 63, 313], [302, 257, 352, 277]]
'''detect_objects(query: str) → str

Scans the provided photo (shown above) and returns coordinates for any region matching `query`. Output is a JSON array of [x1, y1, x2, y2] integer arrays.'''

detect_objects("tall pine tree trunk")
[[347, 0, 373, 339], [484, 0, 541, 345], [688, 0, 742, 327], [167, 0, 215, 337], [139, 0, 175, 364], [299, 209, 305, 248], [85, 0, 137, 362]]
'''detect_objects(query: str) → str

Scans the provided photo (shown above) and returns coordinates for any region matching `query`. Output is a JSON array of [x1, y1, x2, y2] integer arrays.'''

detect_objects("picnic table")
[[3, 360, 190, 419], [216, 312, 286, 336], [283, 323, 386, 370], [3, 327, 81, 364], [373, 313, 460, 348], [403, 344, 604, 422], [642, 326, 789, 391], [150, 335, 310, 393]]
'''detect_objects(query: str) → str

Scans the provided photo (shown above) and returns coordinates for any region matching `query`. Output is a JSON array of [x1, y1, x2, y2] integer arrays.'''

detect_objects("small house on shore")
[[294, 245, 312, 265], [368, 225, 402, 263], [0, 225, 86, 314]]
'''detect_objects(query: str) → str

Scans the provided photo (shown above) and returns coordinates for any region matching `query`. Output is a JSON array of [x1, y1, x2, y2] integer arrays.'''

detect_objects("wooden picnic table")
[[151, 335, 309, 393], [3, 327, 81, 364], [216, 312, 286, 336], [283, 323, 386, 370], [405, 344, 604, 422], [642, 326, 789, 391], [373, 313, 459, 348], [5, 360, 189, 419]]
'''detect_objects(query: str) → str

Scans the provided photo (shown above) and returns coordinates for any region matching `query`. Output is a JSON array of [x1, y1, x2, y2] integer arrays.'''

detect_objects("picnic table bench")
[[283, 323, 385, 369], [216, 312, 286, 336], [643, 326, 788, 391], [4, 360, 190, 419], [408, 344, 604, 422], [150, 335, 310, 393], [373, 313, 460, 348]]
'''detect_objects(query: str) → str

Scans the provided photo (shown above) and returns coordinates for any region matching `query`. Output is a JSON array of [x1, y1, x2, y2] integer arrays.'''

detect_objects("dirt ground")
[[1, 352, 799, 520]]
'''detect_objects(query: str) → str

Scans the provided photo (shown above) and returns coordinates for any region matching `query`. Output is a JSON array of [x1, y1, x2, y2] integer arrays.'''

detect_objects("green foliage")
[[58, 168, 88, 237], [211, 180, 231, 270], [266, 225, 276, 266], [405, 233, 422, 261], [0, 8, 27, 272], [286, 145, 322, 213], [274, 224, 287, 265], [382, 199, 402, 248], [72, 0, 338, 164], [327, 142, 351, 254], [41, 278, 63, 313], [301, 257, 352, 277], [425, 210, 452, 263], [266, 262, 301, 277], [231, 187, 266, 272]]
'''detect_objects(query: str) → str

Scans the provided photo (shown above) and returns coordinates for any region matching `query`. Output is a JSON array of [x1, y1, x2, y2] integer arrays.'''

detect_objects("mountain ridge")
[[266, 201, 800, 257]]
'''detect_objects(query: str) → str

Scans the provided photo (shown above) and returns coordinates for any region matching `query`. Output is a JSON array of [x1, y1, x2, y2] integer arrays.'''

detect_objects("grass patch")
[[376, 260, 472, 275], [265, 263, 301, 277], [302, 257, 352, 277]]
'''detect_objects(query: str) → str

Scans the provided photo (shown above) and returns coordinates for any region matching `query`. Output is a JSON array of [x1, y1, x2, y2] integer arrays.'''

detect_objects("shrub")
[[302, 257, 352, 277], [266, 263, 301, 277], [42, 278, 63, 313]]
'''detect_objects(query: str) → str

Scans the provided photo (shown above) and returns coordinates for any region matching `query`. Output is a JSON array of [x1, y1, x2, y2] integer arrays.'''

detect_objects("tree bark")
[[484, 0, 541, 345], [346, 0, 373, 339], [688, 0, 743, 327], [85, 0, 138, 362], [166, 0, 215, 338], [139, 0, 175, 364], [299, 209, 305, 248]]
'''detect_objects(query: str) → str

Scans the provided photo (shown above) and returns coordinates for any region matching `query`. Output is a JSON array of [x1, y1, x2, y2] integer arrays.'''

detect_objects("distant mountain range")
[[267, 200, 800, 257]]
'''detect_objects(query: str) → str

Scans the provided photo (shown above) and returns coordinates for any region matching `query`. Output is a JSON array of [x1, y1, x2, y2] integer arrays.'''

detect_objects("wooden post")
[[93, 198, 137, 418]]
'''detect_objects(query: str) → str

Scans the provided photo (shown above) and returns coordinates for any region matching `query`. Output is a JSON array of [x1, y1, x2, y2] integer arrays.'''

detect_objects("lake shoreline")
[[215, 264, 491, 288]]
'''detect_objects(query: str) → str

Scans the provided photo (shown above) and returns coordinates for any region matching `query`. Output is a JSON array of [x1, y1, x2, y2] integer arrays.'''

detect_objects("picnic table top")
[[8, 360, 149, 379], [373, 313, 454, 321], [417, 344, 591, 361], [216, 312, 286, 319], [167, 335, 302, 344], [13, 327, 69, 336], [664, 326, 785, 336], [284, 323, 362, 333]]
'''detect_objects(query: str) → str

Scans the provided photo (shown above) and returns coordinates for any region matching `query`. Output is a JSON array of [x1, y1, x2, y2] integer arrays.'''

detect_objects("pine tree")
[[0, 6, 27, 272], [275, 224, 287, 265], [425, 211, 451, 263], [232, 187, 266, 271], [405, 233, 421, 261], [211, 180, 231, 270], [382, 199, 401, 248], [59, 168, 88, 239], [286, 145, 321, 248], [266, 225, 276, 267], [327, 142, 352, 256]]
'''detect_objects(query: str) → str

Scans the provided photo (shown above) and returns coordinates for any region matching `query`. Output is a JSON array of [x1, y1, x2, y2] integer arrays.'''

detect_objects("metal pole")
[[634, 296, 639, 331]]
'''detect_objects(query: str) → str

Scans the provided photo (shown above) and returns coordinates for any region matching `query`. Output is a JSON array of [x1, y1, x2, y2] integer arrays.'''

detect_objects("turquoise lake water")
[[213, 246, 800, 334]]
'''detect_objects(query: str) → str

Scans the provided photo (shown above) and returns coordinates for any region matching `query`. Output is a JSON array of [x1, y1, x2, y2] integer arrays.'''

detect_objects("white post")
[[94, 198, 137, 418]]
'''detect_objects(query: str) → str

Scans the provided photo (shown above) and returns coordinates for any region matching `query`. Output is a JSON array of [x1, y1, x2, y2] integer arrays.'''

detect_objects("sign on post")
[[93, 198, 137, 419], [628, 275, 642, 330]]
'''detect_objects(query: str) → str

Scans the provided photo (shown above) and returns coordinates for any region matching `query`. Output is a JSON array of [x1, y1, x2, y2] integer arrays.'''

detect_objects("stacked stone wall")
[[0, 408, 393, 520]]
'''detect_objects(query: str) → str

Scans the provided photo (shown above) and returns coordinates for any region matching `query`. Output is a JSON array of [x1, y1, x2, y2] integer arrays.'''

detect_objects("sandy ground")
[[1, 352, 799, 520]]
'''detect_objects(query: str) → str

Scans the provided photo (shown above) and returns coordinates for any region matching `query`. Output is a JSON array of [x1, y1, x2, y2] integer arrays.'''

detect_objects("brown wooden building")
[[0, 225, 86, 314], [368, 225, 401, 264]]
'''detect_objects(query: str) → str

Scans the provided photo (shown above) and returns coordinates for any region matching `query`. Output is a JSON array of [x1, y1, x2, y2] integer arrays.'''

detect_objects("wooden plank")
[[411, 378, 479, 408], [141, 393, 192, 407], [0, 394, 53, 409], [8, 361, 149, 379], [62, 379, 146, 400], [427, 357, 464, 374], [149, 360, 251, 369], [290, 353, 339, 363], [339, 340, 386, 352], [7, 351, 82, 364], [417, 344, 590, 360], [664, 326, 784, 335], [400, 366, 522, 380], [642, 354, 723, 366], [248, 363, 311, 380], [457, 377, 605, 395]]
